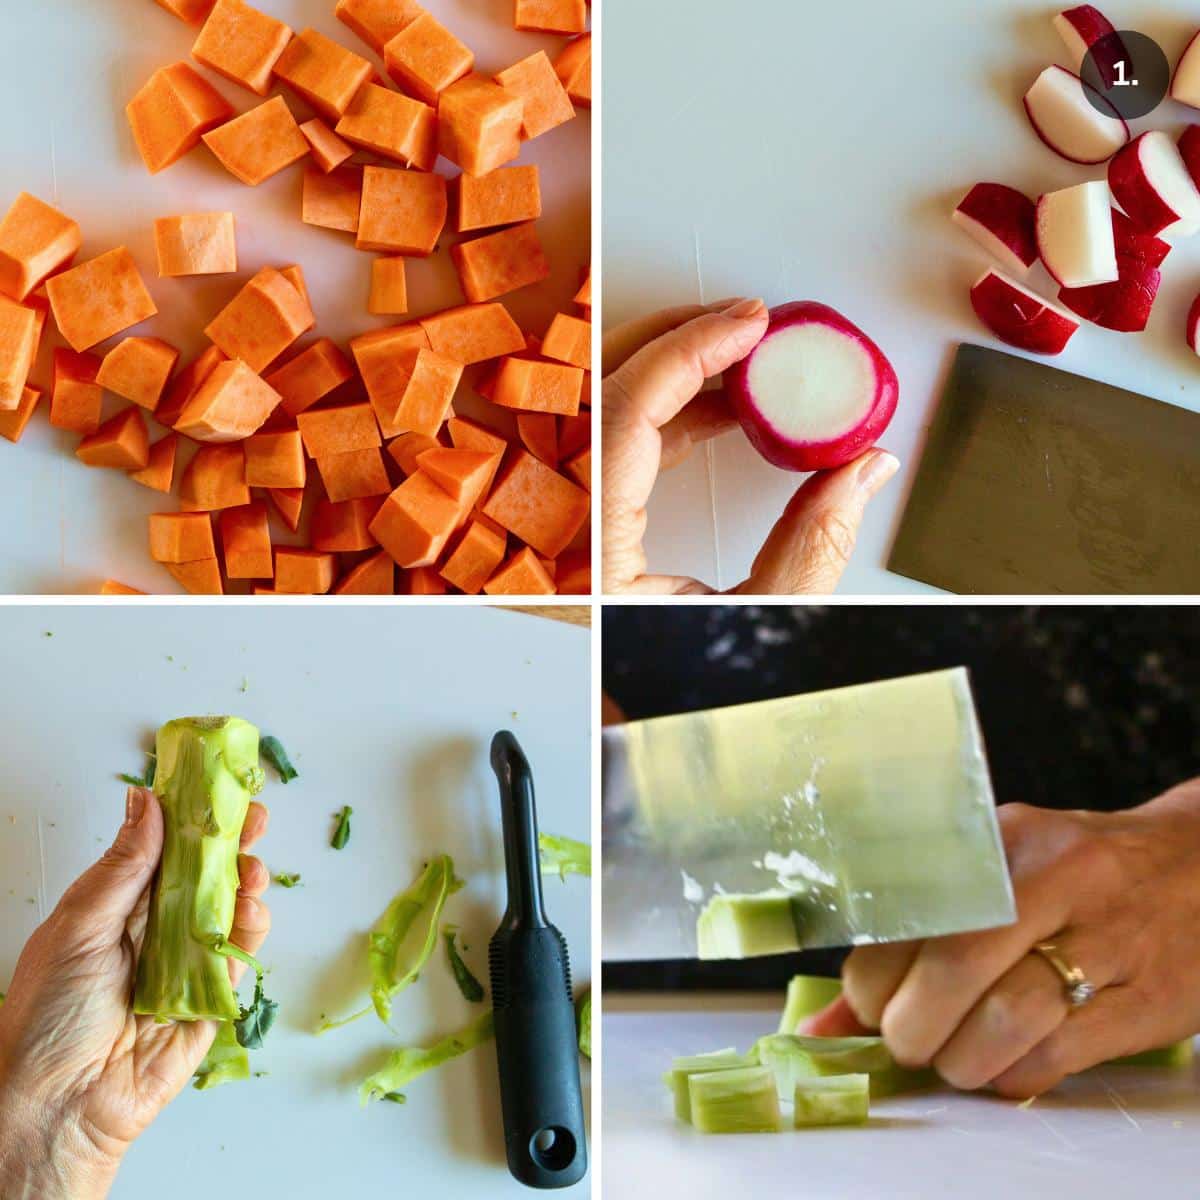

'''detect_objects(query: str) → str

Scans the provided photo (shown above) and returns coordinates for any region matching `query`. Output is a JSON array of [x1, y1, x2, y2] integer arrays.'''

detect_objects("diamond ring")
[[1033, 942, 1096, 1008]]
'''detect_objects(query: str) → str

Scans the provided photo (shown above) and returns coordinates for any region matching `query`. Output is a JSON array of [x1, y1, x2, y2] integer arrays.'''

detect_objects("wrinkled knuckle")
[[978, 989, 1021, 1042], [879, 1008, 929, 1069], [1062, 833, 1124, 889], [934, 1050, 985, 1092], [809, 510, 857, 569]]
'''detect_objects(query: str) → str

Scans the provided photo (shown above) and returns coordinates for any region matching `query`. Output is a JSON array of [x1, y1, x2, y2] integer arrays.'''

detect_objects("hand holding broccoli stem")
[[807, 780, 1200, 1099], [602, 300, 899, 595], [0, 787, 272, 1200]]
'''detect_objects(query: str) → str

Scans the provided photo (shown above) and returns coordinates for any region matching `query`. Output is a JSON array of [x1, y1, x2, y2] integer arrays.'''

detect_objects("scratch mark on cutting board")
[[35, 814, 47, 918], [1099, 1077, 1143, 1132], [693, 228, 723, 589], [1029, 1107, 1080, 1153]]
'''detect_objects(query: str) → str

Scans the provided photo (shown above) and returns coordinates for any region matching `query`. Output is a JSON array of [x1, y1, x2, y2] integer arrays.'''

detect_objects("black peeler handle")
[[489, 731, 588, 1190]]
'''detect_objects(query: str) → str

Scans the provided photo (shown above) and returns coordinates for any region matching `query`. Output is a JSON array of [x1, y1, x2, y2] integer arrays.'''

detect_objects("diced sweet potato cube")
[[407, 565, 448, 594], [274, 27, 373, 120], [267, 486, 305, 531], [126, 62, 234, 174], [0, 385, 40, 443], [97, 337, 179, 410], [279, 264, 310, 309], [311, 495, 384, 551], [369, 471, 460, 567], [203, 97, 309, 186], [357, 166, 447, 256], [45, 247, 157, 353], [419, 302, 524, 364], [220, 500, 273, 578], [455, 166, 541, 233], [265, 338, 354, 417], [556, 547, 590, 594], [369, 257, 409, 316], [451, 222, 549, 302], [386, 431, 441, 475], [192, 0, 293, 95], [514, 0, 586, 35], [299, 119, 354, 174], [100, 578, 146, 595], [205, 266, 314, 372], [482, 448, 588, 557], [438, 75, 523, 176], [541, 313, 590, 369], [554, 33, 591, 106], [383, 347, 461, 437], [574, 268, 591, 313], [76, 406, 150, 469], [558, 410, 590, 459], [156, 345, 226, 428], [439, 519, 506, 594], [494, 51, 575, 139], [180, 442, 251, 510], [149, 511, 216, 562], [492, 356, 583, 415], [335, 83, 436, 170], [415, 446, 494, 506], [297, 401, 380, 457], [383, 12, 474, 105], [155, 0, 216, 21], [244, 428, 306, 487], [50, 348, 103, 432], [350, 322, 429, 424], [274, 548, 336, 594], [0, 193, 82, 302], [302, 165, 362, 234], [166, 558, 224, 594], [333, 549, 395, 594], [317, 446, 392, 501], [517, 410, 557, 467], [483, 545, 556, 594], [563, 444, 590, 491], [335, 0, 424, 56], [154, 213, 237, 276], [447, 414, 507, 496], [176, 358, 281, 442], [0, 296, 39, 410], [130, 434, 179, 492]]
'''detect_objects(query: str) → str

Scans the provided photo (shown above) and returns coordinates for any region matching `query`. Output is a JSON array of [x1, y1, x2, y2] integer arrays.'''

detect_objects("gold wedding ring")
[[1034, 942, 1097, 1008]]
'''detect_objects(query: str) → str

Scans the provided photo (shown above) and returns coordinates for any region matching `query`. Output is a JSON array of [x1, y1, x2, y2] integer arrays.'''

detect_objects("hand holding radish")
[[602, 300, 899, 595]]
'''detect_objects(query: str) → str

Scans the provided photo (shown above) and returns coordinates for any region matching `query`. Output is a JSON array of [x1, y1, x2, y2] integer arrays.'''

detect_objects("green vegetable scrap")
[[793, 1074, 870, 1128], [689, 1067, 781, 1134], [118, 753, 157, 791], [273, 873, 302, 889], [442, 926, 484, 1003], [261, 735, 298, 784], [539, 833, 591, 881], [331, 805, 352, 850], [578, 990, 591, 1059], [194, 1023, 250, 1092], [777, 974, 843, 1034], [360, 1011, 496, 1105], [211, 936, 279, 1050]]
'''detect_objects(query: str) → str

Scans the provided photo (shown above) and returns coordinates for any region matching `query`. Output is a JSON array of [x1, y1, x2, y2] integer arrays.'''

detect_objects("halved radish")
[[1111, 208, 1171, 268], [952, 183, 1038, 275], [1172, 30, 1200, 110], [1108, 131, 1200, 240], [1059, 261, 1161, 333], [1036, 181, 1118, 288], [1024, 65, 1129, 164], [1053, 6, 1127, 87], [1177, 125, 1200, 193], [970, 270, 1081, 355], [725, 302, 899, 473], [1187, 293, 1200, 353]]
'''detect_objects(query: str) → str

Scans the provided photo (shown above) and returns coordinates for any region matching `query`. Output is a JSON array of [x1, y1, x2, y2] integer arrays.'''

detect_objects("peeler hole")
[[529, 1126, 576, 1171]]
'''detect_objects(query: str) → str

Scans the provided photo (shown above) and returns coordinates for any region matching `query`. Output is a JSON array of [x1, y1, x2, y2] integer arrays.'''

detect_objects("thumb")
[[54, 788, 163, 946], [734, 449, 899, 595]]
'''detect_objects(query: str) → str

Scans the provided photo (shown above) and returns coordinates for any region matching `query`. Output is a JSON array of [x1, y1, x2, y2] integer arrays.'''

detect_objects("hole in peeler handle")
[[529, 1126, 577, 1172]]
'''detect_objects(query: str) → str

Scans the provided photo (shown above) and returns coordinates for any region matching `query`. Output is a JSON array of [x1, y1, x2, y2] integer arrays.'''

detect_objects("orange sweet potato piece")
[[335, 84, 436, 170], [483, 545, 555, 595], [574, 268, 591, 313], [299, 118, 354, 174], [317, 446, 392, 501], [99, 578, 146, 595], [335, 0, 424, 56], [45, 247, 157, 353], [451, 222, 548, 302], [130, 434, 179, 492], [383, 13, 474, 105], [455, 166, 541, 233], [558, 410, 590, 460], [205, 266, 314, 372], [0, 385, 40, 443], [554, 33, 591, 106], [415, 447, 495, 506], [482, 448, 588, 557], [492, 356, 583, 415], [244, 428, 305, 488], [166, 558, 224, 594], [333, 548, 395, 594], [156, 345, 226, 428], [311, 495, 384, 551], [369, 258, 409, 316], [274, 547, 336, 594], [439, 519, 506, 593], [438, 75, 523, 176], [563, 444, 590, 491], [76, 407, 150, 470], [176, 358, 281, 442], [419, 302, 524, 364], [126, 62, 234, 174], [155, 0, 217, 22], [50, 349, 103, 432], [357, 166, 447, 256], [369, 472, 460, 566], [350, 323, 429, 425], [0, 194, 82, 302], [494, 51, 575, 140], [192, 0, 292, 95], [382, 347, 461, 437], [514, 0, 586, 35], [0, 296, 39, 410], [556, 547, 590, 594], [204, 97, 309, 185], [97, 337, 179, 410], [274, 27, 373, 120], [267, 486, 305, 531], [517, 410, 557, 467], [180, 442, 250, 510], [219, 500, 273, 578], [386, 431, 441, 475], [407, 565, 448, 594], [298, 401, 381, 457], [265, 338, 354, 417], [279, 264, 310, 309], [154, 213, 237, 276], [302, 165, 362, 234], [541, 313, 590, 369], [149, 511, 216, 562]]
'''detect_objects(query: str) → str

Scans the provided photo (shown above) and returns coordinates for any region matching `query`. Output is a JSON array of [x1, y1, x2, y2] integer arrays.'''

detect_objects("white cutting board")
[[0, 0, 590, 594], [604, 995, 1200, 1199], [603, 0, 1200, 595], [0, 605, 591, 1197]]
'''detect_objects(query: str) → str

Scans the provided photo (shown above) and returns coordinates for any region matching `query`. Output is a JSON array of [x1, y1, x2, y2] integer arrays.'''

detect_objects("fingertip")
[[237, 853, 269, 896], [855, 448, 900, 495]]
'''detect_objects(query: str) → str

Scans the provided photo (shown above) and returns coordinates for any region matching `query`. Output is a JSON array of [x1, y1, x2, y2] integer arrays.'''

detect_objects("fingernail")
[[857, 449, 900, 494], [723, 298, 765, 320], [125, 787, 146, 826]]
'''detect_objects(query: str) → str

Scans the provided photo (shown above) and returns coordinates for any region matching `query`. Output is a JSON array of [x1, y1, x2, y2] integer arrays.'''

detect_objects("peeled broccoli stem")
[[133, 717, 263, 1024], [193, 1023, 250, 1091], [360, 1011, 496, 1105], [688, 1067, 781, 1134]]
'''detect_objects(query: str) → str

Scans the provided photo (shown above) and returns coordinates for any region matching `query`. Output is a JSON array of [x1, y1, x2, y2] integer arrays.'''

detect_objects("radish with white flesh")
[[952, 183, 1038, 275], [1172, 30, 1200, 110], [1024, 66, 1129, 164], [1036, 182, 1118, 288], [1054, 5, 1127, 86], [725, 302, 899, 473], [970, 270, 1081, 355], [1187, 294, 1200, 354], [1108, 131, 1200, 240]]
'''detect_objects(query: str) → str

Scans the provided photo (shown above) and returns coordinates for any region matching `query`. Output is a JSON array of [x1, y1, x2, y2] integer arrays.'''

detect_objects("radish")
[[1108, 131, 1200, 239], [970, 270, 1081, 355], [1036, 181, 1118, 288], [1111, 208, 1171, 268], [1059, 261, 1162, 333], [1187, 293, 1200, 353], [952, 183, 1038, 275], [1053, 6, 1128, 87], [1172, 30, 1200, 110], [725, 302, 899, 473], [1024, 65, 1129, 164], [1177, 125, 1200, 193]]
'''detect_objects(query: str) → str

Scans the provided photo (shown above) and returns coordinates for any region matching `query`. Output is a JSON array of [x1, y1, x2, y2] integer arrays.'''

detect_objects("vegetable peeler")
[[489, 731, 588, 1189]]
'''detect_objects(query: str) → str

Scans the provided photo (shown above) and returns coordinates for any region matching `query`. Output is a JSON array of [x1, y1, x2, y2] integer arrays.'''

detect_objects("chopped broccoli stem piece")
[[539, 833, 591, 880], [696, 892, 809, 960], [793, 1074, 870, 1127], [193, 1022, 250, 1091], [261, 735, 298, 783], [331, 805, 352, 850], [778, 974, 843, 1033], [360, 1011, 496, 1105], [665, 1051, 755, 1123], [688, 1067, 781, 1134], [273, 873, 302, 888], [442, 926, 484, 1002], [752, 1034, 934, 1099], [578, 990, 591, 1059]]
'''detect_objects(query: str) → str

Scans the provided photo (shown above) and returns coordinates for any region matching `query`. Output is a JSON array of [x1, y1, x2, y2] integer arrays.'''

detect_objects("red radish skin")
[[1054, 6, 1127, 87], [1024, 66, 1129, 165], [1178, 125, 1200, 192], [1059, 262, 1161, 333], [952, 184, 1038, 275], [1172, 30, 1200, 110], [725, 302, 899, 473], [1187, 294, 1200, 353], [1108, 132, 1200, 239], [970, 270, 1080, 355], [1111, 208, 1171, 268]]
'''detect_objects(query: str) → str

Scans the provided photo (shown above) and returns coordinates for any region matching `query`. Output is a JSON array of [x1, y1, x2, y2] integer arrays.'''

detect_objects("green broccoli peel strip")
[[360, 1011, 496, 1105], [193, 1023, 250, 1091], [539, 833, 591, 881], [133, 717, 265, 1025], [578, 990, 591, 1059]]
